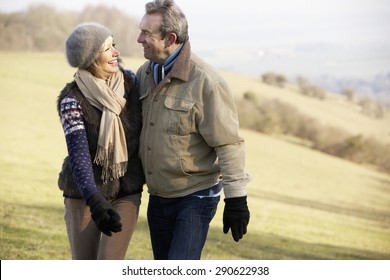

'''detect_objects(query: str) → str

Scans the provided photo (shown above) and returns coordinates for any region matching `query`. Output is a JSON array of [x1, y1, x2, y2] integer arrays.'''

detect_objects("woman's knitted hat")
[[66, 22, 112, 69]]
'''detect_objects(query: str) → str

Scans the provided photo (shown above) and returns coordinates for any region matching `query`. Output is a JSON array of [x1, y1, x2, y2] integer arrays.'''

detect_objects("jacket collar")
[[146, 40, 191, 83]]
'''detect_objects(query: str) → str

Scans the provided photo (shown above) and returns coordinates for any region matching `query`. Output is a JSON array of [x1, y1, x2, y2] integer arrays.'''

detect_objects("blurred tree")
[[0, 4, 142, 57], [342, 88, 357, 103], [261, 72, 287, 88], [297, 76, 327, 100], [77, 5, 142, 57]]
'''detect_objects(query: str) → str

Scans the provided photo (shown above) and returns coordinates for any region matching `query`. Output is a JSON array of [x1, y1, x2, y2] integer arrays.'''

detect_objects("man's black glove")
[[223, 196, 250, 242], [87, 192, 122, 236]]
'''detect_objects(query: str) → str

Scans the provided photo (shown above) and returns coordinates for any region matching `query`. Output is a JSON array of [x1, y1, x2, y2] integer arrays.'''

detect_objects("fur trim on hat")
[[66, 22, 112, 69]]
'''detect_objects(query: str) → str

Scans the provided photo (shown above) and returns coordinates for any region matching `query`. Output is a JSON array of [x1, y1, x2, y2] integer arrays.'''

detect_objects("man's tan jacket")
[[137, 41, 250, 198]]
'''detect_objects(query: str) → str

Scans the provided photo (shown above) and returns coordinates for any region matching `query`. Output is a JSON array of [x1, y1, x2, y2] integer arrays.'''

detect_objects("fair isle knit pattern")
[[60, 97, 98, 201]]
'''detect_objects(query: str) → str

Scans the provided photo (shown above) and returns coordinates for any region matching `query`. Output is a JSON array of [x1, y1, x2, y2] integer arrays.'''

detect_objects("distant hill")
[[310, 73, 390, 105], [0, 4, 142, 57]]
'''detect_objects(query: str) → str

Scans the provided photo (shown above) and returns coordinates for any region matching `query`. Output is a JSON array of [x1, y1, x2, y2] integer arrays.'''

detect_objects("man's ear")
[[165, 32, 177, 47]]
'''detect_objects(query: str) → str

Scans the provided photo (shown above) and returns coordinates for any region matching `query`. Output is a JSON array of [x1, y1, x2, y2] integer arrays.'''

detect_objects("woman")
[[57, 22, 145, 259]]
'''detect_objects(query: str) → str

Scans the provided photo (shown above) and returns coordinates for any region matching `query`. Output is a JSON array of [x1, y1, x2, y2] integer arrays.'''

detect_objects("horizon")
[[1, 0, 390, 81]]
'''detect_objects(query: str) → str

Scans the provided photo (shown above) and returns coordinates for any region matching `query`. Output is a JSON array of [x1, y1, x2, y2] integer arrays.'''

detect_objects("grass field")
[[0, 52, 389, 260]]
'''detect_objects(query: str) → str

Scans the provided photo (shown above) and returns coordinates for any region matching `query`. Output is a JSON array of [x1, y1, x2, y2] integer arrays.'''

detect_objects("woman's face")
[[94, 36, 120, 79]]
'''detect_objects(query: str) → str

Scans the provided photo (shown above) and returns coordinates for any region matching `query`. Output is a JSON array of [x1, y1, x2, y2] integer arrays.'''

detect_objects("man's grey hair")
[[145, 0, 188, 43]]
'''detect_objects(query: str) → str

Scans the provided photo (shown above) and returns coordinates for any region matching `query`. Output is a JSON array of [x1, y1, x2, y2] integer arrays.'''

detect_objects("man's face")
[[137, 13, 169, 64]]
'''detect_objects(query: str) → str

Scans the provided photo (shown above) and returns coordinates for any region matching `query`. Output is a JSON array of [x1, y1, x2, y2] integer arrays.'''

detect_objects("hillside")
[[221, 71, 390, 143]]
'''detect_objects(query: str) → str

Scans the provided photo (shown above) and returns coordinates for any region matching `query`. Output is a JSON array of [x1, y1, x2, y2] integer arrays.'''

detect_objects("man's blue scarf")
[[151, 44, 183, 85]]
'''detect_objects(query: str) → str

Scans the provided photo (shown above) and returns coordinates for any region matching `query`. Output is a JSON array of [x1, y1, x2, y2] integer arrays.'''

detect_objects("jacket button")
[[147, 171, 153, 175], [150, 122, 155, 126]]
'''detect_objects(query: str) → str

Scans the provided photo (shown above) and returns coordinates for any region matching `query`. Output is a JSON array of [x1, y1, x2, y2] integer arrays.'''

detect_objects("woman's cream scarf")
[[75, 69, 127, 183]]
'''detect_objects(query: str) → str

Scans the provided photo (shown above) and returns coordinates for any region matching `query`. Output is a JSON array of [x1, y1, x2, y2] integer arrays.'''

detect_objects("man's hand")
[[223, 196, 250, 242]]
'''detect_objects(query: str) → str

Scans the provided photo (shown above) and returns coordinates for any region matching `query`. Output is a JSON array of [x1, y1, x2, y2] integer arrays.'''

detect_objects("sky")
[[1, 0, 390, 79]]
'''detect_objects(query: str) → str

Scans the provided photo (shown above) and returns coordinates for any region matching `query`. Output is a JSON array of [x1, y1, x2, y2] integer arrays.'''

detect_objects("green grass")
[[0, 52, 389, 260]]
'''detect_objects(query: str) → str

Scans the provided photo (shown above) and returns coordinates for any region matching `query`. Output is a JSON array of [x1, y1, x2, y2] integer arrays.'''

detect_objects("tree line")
[[261, 72, 389, 118], [0, 4, 142, 57]]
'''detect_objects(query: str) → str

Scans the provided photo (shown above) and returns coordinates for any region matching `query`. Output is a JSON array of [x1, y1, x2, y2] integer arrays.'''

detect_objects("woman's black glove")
[[223, 196, 250, 242], [87, 192, 122, 236]]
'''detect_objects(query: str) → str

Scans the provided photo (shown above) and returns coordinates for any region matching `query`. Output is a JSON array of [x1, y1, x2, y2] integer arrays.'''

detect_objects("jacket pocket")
[[163, 96, 195, 135]]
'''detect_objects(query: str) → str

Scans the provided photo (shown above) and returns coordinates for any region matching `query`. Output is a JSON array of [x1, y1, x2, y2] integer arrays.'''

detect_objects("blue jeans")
[[147, 187, 220, 260]]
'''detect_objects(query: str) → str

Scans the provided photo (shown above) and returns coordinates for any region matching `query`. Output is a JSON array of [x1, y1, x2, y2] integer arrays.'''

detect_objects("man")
[[136, 0, 250, 260]]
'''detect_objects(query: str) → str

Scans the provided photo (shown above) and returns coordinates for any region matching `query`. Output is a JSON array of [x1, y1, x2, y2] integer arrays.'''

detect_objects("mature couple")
[[58, 0, 250, 260]]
